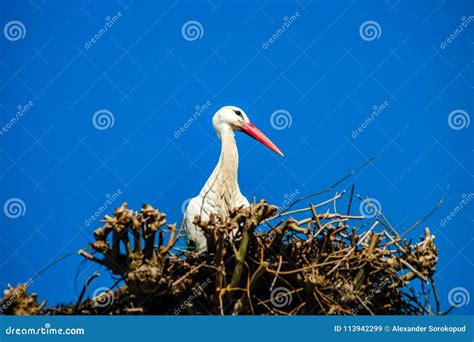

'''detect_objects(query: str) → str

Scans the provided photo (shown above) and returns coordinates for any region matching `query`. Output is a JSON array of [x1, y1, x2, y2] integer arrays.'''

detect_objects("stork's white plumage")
[[185, 106, 284, 251]]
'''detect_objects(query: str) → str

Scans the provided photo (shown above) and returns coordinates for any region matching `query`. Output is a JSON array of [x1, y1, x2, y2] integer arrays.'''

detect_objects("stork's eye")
[[234, 110, 243, 118]]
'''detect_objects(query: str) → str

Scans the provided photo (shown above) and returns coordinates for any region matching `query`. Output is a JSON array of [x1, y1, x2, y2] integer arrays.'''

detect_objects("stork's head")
[[213, 106, 284, 156]]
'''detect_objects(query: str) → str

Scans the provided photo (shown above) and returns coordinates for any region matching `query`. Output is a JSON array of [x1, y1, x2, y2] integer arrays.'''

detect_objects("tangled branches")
[[2, 193, 439, 315]]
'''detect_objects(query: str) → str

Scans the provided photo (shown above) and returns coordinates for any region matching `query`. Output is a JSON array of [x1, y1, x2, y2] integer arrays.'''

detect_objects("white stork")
[[184, 106, 284, 251]]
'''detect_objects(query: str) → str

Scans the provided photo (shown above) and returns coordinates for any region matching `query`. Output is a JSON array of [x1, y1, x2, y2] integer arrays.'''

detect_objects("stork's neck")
[[216, 129, 239, 176], [199, 128, 241, 213]]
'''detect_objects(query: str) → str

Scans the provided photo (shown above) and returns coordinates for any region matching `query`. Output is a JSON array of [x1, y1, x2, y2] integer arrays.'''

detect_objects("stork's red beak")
[[241, 122, 284, 157]]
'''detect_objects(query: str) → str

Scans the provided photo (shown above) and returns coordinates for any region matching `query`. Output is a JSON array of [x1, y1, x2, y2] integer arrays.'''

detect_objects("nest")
[[2, 192, 440, 315]]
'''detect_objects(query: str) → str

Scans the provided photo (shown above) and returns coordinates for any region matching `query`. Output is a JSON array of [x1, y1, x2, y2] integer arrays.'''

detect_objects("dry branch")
[[1, 194, 439, 316]]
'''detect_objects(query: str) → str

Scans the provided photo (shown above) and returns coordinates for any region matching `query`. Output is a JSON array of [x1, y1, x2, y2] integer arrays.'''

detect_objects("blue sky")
[[0, 0, 472, 314]]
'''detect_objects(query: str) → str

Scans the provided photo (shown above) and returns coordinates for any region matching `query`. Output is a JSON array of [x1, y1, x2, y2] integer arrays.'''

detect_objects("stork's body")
[[185, 106, 283, 251]]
